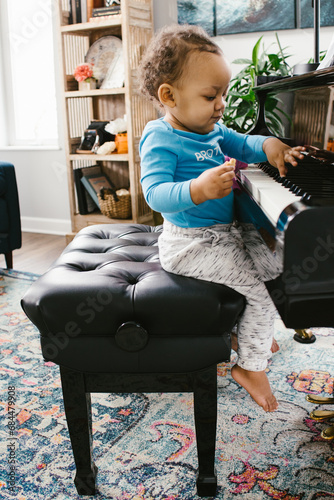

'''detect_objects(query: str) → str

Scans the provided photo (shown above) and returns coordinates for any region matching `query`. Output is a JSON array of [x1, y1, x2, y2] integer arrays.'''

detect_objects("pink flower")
[[74, 63, 94, 82]]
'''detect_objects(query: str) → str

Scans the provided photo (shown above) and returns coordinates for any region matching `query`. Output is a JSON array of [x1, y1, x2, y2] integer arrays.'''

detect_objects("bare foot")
[[231, 364, 278, 412], [271, 338, 279, 353], [231, 333, 279, 353]]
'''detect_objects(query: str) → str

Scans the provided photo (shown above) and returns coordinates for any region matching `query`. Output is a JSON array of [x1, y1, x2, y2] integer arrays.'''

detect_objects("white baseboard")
[[21, 216, 72, 235]]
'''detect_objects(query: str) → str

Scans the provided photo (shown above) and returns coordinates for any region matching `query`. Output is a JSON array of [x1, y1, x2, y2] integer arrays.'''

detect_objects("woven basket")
[[98, 188, 131, 219]]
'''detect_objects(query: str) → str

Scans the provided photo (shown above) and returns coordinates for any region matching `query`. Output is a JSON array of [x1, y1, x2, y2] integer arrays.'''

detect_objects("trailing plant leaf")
[[224, 33, 292, 135]]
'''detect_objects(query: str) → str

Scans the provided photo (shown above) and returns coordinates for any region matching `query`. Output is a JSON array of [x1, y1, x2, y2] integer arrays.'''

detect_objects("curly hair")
[[138, 24, 223, 108]]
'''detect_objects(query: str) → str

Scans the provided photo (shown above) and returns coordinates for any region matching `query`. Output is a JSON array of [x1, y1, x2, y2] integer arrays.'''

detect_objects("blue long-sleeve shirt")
[[139, 118, 268, 227]]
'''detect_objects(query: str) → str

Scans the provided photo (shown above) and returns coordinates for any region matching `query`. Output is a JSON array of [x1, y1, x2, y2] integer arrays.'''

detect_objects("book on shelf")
[[69, 0, 114, 24], [75, 0, 82, 22], [89, 15, 121, 21], [70, 0, 81, 23], [69, 0, 75, 24], [80, 171, 115, 208], [92, 5, 121, 16], [87, 0, 104, 21], [74, 165, 101, 214]]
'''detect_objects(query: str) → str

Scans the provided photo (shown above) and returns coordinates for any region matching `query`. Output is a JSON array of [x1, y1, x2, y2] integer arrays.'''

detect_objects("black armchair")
[[0, 161, 21, 268]]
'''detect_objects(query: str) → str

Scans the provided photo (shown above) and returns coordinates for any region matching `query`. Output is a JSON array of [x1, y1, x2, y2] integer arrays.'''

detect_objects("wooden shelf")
[[65, 88, 125, 98], [74, 211, 133, 224], [72, 211, 154, 230], [61, 16, 122, 34], [69, 153, 129, 162]]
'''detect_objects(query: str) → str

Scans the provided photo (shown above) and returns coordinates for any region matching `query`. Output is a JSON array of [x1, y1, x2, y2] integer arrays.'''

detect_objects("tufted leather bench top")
[[22, 224, 245, 373]]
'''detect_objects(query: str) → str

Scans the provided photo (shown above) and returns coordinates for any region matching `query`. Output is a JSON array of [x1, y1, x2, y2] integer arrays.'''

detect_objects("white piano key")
[[238, 166, 302, 227]]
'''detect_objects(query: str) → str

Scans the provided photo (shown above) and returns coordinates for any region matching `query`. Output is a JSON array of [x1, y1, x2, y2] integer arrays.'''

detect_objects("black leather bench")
[[21, 223, 245, 497]]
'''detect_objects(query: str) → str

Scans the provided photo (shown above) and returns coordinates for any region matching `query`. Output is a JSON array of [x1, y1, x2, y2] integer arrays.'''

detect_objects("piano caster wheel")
[[293, 329, 316, 344], [321, 426, 334, 440], [307, 396, 334, 441], [306, 394, 334, 405], [310, 409, 334, 421]]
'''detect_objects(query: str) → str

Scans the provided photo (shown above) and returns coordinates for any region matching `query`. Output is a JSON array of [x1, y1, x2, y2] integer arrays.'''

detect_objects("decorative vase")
[[115, 133, 128, 154], [78, 79, 96, 91]]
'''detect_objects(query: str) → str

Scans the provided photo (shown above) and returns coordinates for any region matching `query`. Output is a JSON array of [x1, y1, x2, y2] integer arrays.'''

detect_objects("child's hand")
[[263, 137, 306, 176], [190, 162, 235, 205]]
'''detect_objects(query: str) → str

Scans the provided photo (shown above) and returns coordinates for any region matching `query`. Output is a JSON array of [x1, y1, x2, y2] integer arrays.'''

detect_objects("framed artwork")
[[80, 173, 114, 207], [177, 0, 215, 36], [215, 0, 295, 35], [300, 0, 334, 29], [177, 0, 334, 36]]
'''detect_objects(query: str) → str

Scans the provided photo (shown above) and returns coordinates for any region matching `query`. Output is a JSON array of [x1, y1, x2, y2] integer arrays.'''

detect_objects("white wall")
[[1, 0, 333, 235], [153, 0, 178, 29], [216, 28, 334, 79]]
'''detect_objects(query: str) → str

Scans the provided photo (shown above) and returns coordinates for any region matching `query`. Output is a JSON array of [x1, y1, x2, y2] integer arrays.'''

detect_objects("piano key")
[[238, 166, 302, 226], [258, 160, 334, 203]]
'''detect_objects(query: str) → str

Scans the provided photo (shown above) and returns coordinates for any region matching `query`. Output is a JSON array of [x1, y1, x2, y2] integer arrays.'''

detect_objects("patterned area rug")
[[1, 269, 334, 499]]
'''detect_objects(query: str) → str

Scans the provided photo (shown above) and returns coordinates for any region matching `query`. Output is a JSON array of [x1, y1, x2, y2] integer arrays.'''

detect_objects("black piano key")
[[257, 160, 334, 207]]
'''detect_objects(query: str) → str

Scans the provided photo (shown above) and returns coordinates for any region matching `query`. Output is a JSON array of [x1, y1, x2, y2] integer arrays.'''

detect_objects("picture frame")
[[76, 129, 99, 153], [74, 165, 102, 215], [80, 173, 115, 207]]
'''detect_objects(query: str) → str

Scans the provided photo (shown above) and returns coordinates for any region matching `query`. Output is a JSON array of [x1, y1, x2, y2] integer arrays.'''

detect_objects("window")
[[0, 0, 58, 147]]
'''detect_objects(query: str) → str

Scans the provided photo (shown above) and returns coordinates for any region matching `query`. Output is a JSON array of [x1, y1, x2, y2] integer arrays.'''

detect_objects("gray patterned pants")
[[159, 221, 282, 371]]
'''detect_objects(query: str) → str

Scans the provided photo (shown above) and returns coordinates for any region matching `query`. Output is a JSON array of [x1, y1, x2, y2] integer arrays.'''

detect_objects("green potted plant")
[[224, 34, 292, 136]]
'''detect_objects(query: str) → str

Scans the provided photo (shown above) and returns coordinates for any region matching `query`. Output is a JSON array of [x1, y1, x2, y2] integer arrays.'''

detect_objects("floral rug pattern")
[[0, 269, 334, 499]]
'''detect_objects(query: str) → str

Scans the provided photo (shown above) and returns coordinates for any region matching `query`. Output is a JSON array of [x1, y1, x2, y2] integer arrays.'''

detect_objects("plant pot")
[[78, 80, 97, 91], [292, 63, 319, 76], [255, 75, 289, 86], [115, 133, 128, 154]]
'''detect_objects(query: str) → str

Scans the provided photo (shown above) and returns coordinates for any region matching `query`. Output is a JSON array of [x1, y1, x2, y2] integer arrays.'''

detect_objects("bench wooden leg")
[[60, 366, 97, 495], [193, 365, 218, 497], [60, 364, 218, 497]]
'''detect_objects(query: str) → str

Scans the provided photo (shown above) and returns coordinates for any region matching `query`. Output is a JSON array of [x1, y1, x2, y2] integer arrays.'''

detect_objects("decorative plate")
[[85, 36, 124, 89]]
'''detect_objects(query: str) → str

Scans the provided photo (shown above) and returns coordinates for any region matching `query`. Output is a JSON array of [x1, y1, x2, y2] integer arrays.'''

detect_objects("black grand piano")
[[235, 67, 334, 333]]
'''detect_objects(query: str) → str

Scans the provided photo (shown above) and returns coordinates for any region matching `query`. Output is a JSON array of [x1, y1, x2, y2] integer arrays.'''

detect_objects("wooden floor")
[[1, 233, 68, 275]]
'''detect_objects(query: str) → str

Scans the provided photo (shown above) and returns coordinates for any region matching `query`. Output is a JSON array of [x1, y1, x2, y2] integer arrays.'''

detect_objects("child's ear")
[[158, 84, 176, 108]]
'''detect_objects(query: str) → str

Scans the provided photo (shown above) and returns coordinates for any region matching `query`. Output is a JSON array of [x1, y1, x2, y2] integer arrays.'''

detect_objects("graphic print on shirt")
[[194, 140, 223, 162]]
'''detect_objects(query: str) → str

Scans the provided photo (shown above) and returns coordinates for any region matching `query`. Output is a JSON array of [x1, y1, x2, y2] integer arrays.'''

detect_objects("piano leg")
[[307, 394, 334, 440], [293, 329, 316, 343]]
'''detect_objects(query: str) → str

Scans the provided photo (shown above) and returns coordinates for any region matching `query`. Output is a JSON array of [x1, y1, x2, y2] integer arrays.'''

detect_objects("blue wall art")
[[177, 0, 334, 36], [300, 0, 334, 29]]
